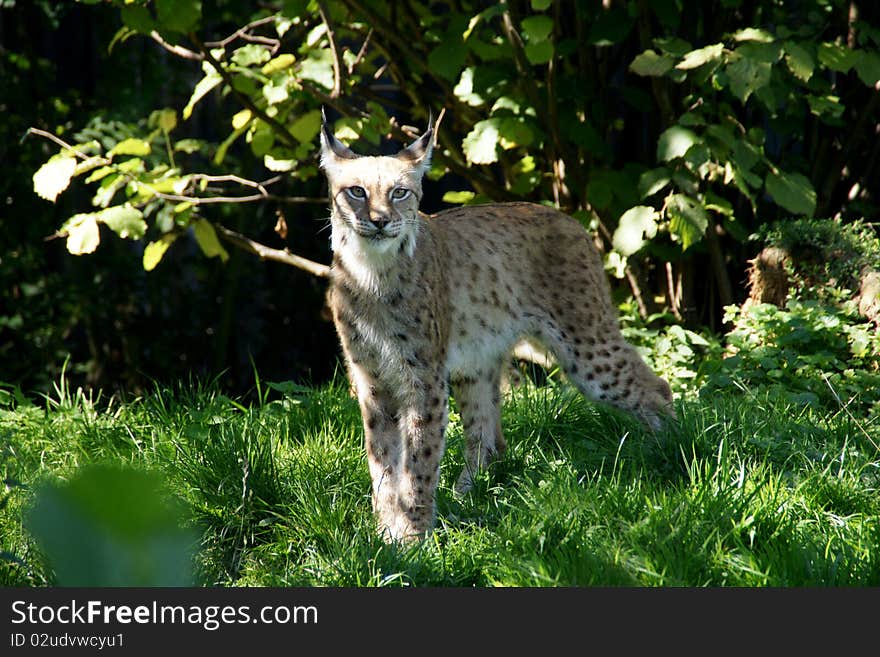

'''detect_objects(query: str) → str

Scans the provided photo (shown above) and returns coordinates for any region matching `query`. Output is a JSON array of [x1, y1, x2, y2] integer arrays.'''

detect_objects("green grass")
[[2, 373, 879, 587]]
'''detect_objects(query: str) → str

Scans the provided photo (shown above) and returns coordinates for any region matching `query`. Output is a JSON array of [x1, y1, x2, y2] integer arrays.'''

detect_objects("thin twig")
[[215, 224, 331, 278], [204, 16, 280, 52], [317, 0, 344, 98], [149, 31, 203, 60], [348, 28, 373, 74], [25, 127, 97, 160]]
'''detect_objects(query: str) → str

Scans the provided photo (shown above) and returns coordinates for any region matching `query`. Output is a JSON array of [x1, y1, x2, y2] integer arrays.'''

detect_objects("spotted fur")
[[320, 118, 673, 542]]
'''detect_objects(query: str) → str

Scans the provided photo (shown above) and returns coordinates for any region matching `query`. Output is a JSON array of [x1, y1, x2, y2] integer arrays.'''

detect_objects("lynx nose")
[[370, 216, 390, 229]]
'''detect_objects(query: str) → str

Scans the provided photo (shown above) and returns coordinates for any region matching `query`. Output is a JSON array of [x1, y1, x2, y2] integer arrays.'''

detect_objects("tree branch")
[[149, 31, 203, 60], [215, 224, 330, 278]]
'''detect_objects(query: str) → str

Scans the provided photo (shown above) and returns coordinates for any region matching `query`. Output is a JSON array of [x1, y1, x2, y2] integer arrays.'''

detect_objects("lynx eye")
[[346, 186, 367, 199], [391, 187, 411, 201]]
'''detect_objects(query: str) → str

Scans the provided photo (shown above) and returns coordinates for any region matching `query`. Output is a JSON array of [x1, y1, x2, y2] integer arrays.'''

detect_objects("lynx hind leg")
[[540, 320, 674, 430], [451, 366, 507, 495]]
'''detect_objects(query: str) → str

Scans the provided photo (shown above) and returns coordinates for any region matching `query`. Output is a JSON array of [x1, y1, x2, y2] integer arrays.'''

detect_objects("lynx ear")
[[396, 112, 434, 174], [319, 107, 358, 168]]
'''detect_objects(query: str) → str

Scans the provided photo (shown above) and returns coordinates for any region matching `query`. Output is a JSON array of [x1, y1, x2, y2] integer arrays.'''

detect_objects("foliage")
[[2, 373, 879, 587], [703, 300, 880, 416], [758, 217, 880, 298], [28, 1, 880, 308]]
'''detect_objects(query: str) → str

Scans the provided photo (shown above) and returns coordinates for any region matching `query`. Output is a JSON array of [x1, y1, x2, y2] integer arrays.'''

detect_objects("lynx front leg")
[[451, 366, 506, 495]]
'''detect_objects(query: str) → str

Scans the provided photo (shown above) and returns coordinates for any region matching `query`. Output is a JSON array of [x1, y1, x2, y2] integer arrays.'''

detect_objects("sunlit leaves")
[[64, 213, 101, 255], [629, 50, 674, 76], [657, 126, 700, 161], [33, 155, 77, 202], [143, 233, 179, 271], [666, 194, 708, 250], [192, 218, 229, 262], [613, 205, 658, 255], [109, 138, 151, 158], [676, 43, 723, 70]]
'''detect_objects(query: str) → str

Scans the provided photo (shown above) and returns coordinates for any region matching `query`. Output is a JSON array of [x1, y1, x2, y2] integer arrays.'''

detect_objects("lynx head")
[[319, 111, 433, 262]]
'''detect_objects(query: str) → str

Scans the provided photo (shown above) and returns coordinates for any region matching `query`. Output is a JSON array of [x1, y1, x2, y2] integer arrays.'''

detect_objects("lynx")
[[319, 114, 673, 543]]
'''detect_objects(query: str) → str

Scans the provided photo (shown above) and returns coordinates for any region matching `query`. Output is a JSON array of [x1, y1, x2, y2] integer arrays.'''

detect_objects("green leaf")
[[26, 465, 194, 586], [732, 28, 774, 43], [109, 138, 151, 157], [428, 41, 467, 81], [156, 0, 200, 34], [765, 170, 816, 216], [521, 16, 553, 42], [121, 5, 156, 33], [442, 190, 476, 204], [613, 205, 658, 255], [151, 108, 177, 133], [463, 119, 500, 164], [183, 71, 222, 120], [33, 155, 77, 202], [261, 53, 296, 75], [666, 194, 708, 251], [65, 213, 101, 255], [629, 49, 674, 76], [676, 43, 723, 70], [262, 79, 289, 105], [531, 0, 552, 9], [97, 204, 146, 240], [193, 218, 229, 262], [289, 109, 323, 143], [638, 167, 671, 197], [727, 55, 771, 103], [854, 50, 880, 86], [232, 43, 271, 68], [525, 40, 554, 65], [818, 42, 858, 73], [299, 49, 335, 89], [657, 125, 700, 161], [143, 233, 179, 271], [784, 41, 814, 82], [807, 94, 844, 120]]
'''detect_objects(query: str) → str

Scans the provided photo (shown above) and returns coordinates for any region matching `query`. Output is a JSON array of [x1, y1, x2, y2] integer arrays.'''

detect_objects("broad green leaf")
[[193, 218, 229, 262], [654, 37, 692, 57], [262, 79, 289, 105], [289, 109, 323, 143], [454, 67, 488, 107], [733, 28, 774, 43], [151, 108, 177, 133], [531, 0, 552, 9], [183, 72, 221, 120], [85, 166, 115, 183], [629, 50, 674, 76], [638, 167, 671, 197], [521, 16, 553, 42], [765, 170, 816, 216], [121, 5, 155, 33], [807, 94, 844, 120], [525, 40, 554, 64], [666, 193, 708, 250], [443, 191, 476, 204], [704, 190, 734, 216], [656, 125, 700, 161], [463, 119, 500, 164], [231, 44, 270, 68], [613, 205, 658, 255], [156, 0, 200, 34], [299, 49, 335, 89], [727, 55, 771, 103], [261, 53, 296, 75], [33, 155, 77, 202], [143, 233, 179, 271], [249, 123, 275, 157], [676, 43, 723, 70], [428, 41, 467, 81], [855, 50, 880, 87], [109, 138, 151, 157], [97, 204, 146, 239], [784, 41, 814, 82], [232, 109, 253, 130], [26, 465, 194, 586], [818, 42, 858, 72], [65, 213, 101, 255]]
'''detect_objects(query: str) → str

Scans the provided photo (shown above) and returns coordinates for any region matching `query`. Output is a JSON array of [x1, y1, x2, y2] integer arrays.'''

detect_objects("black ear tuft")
[[319, 107, 358, 162], [396, 113, 434, 169]]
